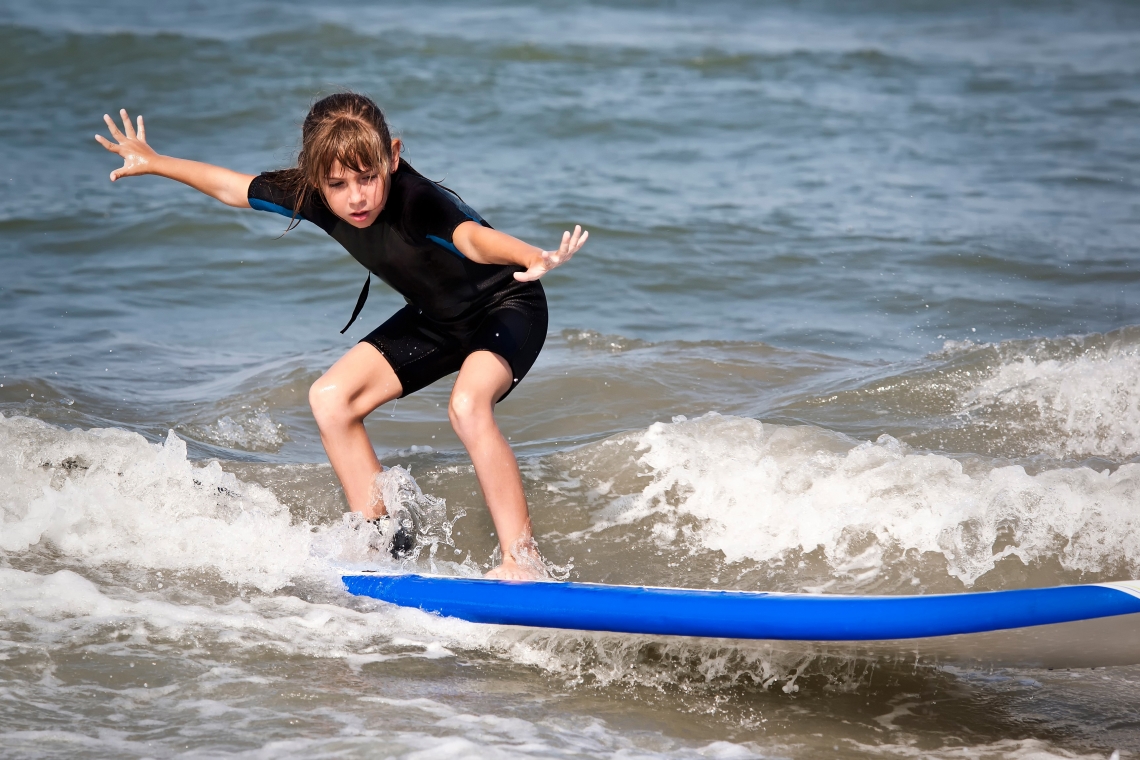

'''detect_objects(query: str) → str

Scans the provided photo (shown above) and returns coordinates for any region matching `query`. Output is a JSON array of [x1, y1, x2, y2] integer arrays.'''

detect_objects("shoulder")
[[393, 163, 489, 237], [247, 171, 293, 209], [248, 170, 337, 233], [394, 164, 454, 211]]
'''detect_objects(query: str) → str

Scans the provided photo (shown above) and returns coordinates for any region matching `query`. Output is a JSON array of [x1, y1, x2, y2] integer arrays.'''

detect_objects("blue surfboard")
[[343, 573, 1140, 642]]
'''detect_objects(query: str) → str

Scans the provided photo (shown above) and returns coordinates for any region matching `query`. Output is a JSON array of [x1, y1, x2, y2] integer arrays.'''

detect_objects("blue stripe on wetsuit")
[[426, 234, 466, 259], [249, 198, 302, 220], [426, 188, 485, 260]]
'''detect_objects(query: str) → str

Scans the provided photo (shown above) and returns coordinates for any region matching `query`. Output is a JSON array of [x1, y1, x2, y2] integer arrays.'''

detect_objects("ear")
[[390, 138, 402, 173]]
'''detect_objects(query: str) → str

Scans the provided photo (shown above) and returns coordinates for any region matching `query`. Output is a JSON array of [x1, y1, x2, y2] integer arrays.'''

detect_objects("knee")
[[448, 390, 492, 439], [309, 377, 353, 431]]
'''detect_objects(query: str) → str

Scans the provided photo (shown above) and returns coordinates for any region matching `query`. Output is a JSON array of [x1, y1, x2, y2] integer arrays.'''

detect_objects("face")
[[320, 141, 401, 228]]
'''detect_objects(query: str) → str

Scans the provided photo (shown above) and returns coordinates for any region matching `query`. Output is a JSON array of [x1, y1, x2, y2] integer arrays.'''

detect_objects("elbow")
[[220, 192, 251, 209], [221, 175, 256, 209]]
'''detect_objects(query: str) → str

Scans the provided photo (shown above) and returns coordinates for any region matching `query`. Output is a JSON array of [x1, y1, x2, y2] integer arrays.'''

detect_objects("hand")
[[514, 224, 588, 282], [95, 109, 159, 181]]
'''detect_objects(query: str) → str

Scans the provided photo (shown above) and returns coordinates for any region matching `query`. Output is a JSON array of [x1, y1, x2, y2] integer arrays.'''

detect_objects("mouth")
[[349, 210, 371, 223]]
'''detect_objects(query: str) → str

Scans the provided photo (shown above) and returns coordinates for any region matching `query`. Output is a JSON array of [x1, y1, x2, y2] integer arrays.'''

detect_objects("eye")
[[326, 179, 345, 188]]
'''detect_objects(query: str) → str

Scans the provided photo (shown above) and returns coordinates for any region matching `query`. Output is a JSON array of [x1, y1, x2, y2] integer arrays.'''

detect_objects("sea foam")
[[0, 415, 315, 590], [573, 414, 1140, 588], [960, 341, 1140, 461]]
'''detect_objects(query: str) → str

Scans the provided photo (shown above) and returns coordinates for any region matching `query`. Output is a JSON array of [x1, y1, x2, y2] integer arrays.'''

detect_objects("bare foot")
[[485, 559, 545, 581]]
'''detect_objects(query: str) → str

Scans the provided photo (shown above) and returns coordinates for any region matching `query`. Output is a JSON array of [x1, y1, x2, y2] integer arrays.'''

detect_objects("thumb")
[[514, 268, 542, 282]]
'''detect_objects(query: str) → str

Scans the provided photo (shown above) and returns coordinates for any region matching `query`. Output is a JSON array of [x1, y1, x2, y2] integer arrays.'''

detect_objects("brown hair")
[[281, 92, 396, 228]]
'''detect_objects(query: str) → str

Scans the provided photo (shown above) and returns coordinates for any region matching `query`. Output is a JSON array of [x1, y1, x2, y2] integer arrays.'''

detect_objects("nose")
[[349, 181, 367, 206]]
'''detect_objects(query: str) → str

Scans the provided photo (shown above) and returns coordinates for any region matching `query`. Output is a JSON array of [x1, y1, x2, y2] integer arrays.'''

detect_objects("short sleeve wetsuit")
[[248, 162, 547, 400]]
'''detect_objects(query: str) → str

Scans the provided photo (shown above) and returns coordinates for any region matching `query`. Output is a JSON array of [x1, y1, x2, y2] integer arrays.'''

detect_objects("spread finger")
[[94, 134, 120, 152], [104, 114, 126, 142], [120, 109, 136, 139]]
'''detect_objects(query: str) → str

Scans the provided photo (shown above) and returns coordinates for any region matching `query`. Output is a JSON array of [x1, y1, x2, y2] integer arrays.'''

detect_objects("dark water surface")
[[2, 1, 1140, 757]]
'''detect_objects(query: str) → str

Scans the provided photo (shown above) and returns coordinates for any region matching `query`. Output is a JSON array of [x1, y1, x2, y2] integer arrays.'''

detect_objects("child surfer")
[[96, 94, 587, 580]]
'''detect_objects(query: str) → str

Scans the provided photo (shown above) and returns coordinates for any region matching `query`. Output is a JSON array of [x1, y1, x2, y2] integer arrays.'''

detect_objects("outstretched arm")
[[452, 222, 588, 282], [95, 109, 255, 208]]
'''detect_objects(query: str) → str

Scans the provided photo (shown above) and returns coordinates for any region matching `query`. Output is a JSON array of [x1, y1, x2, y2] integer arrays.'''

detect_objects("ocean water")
[[2, 0, 1140, 757]]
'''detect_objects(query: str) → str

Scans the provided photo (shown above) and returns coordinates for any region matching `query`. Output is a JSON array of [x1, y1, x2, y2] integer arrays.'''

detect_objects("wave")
[[5, 407, 1140, 701], [540, 413, 1140, 593], [0, 414, 470, 591], [0, 415, 313, 590], [782, 327, 1140, 464], [0, 415, 829, 697], [958, 333, 1140, 461], [12, 396, 1136, 603]]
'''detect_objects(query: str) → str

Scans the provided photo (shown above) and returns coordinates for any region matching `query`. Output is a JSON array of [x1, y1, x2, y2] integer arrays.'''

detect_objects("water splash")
[[558, 414, 1140, 590], [0, 415, 310, 590], [188, 405, 288, 452], [960, 341, 1140, 461]]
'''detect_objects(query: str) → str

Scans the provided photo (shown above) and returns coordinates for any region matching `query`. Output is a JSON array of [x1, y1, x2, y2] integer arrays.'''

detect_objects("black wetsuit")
[[248, 162, 546, 399]]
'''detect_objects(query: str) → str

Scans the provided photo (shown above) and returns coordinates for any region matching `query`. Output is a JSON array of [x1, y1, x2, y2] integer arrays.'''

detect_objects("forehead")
[[325, 159, 376, 179]]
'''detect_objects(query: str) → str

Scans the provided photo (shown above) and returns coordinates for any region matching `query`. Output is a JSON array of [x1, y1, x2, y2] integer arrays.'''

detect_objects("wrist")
[[524, 247, 544, 270], [148, 153, 175, 177]]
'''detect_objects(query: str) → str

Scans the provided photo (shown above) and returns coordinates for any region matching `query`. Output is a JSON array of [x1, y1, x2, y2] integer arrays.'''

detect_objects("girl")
[[96, 94, 587, 580]]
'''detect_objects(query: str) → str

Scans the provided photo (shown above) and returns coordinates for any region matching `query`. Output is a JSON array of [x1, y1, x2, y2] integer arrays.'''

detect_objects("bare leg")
[[448, 351, 542, 580], [308, 343, 403, 518]]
